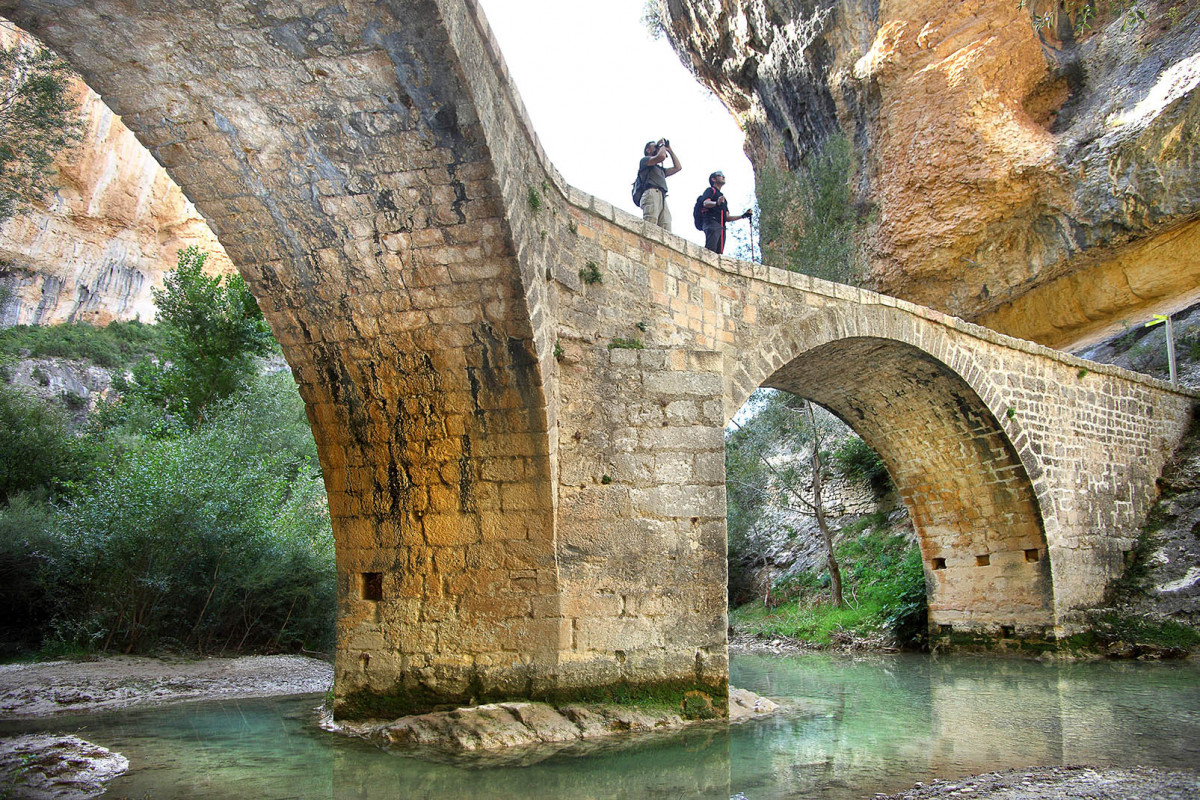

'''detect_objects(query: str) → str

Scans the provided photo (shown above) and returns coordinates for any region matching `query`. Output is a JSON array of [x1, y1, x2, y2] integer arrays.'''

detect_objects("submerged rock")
[[329, 689, 779, 765]]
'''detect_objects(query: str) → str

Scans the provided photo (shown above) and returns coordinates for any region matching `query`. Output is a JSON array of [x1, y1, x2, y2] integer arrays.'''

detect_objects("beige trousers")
[[639, 187, 672, 232]]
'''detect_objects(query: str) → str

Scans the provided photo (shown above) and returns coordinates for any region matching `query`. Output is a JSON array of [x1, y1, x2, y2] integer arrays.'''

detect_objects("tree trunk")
[[808, 402, 844, 607]]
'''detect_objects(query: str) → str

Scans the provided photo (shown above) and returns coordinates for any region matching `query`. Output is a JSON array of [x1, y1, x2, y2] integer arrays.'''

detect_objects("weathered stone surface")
[[5, 357, 113, 417], [0, 734, 128, 798], [8, 0, 1192, 716], [728, 687, 779, 721], [349, 689, 777, 757], [658, 0, 1200, 349], [0, 23, 233, 327]]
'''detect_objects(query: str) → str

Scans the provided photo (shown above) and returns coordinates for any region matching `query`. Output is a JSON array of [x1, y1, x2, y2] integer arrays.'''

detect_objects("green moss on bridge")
[[334, 677, 730, 721]]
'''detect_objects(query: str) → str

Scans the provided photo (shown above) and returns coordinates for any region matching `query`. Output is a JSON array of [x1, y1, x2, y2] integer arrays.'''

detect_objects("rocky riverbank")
[[0, 654, 332, 719], [0, 655, 331, 798], [872, 766, 1200, 799]]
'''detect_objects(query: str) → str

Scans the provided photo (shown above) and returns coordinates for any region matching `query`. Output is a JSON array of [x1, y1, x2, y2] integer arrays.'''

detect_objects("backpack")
[[632, 167, 647, 207], [692, 193, 707, 231]]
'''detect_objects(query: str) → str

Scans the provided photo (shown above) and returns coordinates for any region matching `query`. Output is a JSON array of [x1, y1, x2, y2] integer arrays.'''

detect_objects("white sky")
[[476, 0, 756, 249]]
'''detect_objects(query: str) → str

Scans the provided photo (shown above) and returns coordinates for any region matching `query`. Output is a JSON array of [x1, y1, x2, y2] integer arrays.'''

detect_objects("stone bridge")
[[11, 0, 1193, 717]]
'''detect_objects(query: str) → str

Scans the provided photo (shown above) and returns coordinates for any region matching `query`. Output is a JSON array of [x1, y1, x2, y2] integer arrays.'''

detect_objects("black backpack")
[[693, 193, 708, 231], [632, 172, 646, 207]]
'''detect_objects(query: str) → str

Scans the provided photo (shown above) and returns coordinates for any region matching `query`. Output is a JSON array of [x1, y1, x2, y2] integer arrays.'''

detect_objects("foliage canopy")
[[123, 246, 274, 426]]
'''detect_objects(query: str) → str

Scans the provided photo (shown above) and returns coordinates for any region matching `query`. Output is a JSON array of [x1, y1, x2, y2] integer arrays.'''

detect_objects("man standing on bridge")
[[699, 170, 751, 255], [638, 138, 681, 231]]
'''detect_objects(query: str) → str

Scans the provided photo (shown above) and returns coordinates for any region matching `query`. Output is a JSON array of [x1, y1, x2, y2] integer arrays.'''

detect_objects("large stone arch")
[[2, 0, 567, 716], [760, 335, 1054, 634]]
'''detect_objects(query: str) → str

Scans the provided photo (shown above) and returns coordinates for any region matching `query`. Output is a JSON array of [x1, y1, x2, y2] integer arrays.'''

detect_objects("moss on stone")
[[930, 628, 1059, 655], [548, 679, 728, 719], [1077, 611, 1200, 655], [334, 677, 729, 721], [929, 613, 1200, 659]]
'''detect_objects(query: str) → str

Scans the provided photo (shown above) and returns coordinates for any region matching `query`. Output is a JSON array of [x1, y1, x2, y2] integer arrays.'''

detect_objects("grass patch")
[[731, 519, 927, 647], [732, 599, 884, 645], [0, 320, 166, 370]]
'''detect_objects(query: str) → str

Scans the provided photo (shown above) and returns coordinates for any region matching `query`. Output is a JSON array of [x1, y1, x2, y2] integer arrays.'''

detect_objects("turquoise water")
[[6, 652, 1199, 799]]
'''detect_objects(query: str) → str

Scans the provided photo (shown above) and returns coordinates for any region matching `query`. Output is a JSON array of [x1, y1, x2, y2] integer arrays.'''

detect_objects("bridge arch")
[[754, 335, 1054, 634]]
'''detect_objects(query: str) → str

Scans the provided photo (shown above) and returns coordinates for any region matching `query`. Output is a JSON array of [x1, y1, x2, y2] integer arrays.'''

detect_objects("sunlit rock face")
[[0, 24, 232, 327], [660, 0, 1200, 349]]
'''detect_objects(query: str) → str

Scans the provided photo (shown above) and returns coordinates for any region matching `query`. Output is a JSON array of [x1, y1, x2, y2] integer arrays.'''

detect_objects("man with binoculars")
[[636, 138, 682, 231]]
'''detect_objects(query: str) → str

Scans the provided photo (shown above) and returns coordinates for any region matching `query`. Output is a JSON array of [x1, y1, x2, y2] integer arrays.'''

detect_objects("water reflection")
[[729, 652, 1200, 798], [2, 652, 1196, 799], [333, 727, 732, 799]]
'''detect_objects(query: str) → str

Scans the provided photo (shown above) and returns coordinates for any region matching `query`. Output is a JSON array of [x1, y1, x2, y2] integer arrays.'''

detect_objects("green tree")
[[730, 393, 846, 606], [0, 36, 82, 221], [727, 390, 894, 607], [125, 246, 273, 426], [755, 134, 868, 285]]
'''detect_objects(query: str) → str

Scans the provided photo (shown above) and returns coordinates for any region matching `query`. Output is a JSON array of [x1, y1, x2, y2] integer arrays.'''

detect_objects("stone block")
[[639, 426, 723, 452], [423, 514, 480, 547]]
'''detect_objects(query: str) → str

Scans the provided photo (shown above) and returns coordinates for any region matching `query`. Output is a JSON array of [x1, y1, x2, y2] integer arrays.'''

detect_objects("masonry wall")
[[443, 0, 732, 699], [4, 0, 572, 716]]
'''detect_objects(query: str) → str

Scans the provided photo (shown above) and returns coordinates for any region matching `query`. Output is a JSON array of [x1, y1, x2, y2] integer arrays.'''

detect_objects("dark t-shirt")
[[638, 157, 669, 194], [700, 187, 726, 226]]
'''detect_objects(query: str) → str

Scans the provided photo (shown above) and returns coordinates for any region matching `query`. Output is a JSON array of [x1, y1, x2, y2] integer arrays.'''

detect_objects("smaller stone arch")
[[761, 336, 1055, 635]]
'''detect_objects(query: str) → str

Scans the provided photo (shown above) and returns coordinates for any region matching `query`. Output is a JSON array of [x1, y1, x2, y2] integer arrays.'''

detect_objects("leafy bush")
[[831, 435, 892, 493], [0, 492, 67, 657], [0, 319, 167, 370], [837, 528, 927, 645], [49, 375, 332, 655], [0, 383, 101, 503]]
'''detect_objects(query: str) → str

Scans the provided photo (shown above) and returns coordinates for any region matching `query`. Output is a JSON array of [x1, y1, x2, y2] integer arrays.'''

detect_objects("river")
[[5, 651, 1198, 798]]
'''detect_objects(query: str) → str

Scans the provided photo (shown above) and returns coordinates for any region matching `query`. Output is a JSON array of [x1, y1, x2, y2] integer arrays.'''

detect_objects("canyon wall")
[[660, 0, 1200, 349], [0, 26, 232, 328]]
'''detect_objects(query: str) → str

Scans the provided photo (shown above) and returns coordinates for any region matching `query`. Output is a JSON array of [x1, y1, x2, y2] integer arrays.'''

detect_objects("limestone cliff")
[[659, 0, 1200, 349], [0, 26, 232, 327]]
